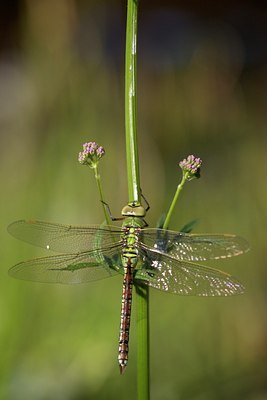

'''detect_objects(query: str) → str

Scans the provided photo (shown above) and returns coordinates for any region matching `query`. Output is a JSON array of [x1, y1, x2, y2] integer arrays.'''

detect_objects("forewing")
[[8, 220, 122, 253], [141, 228, 249, 261], [135, 249, 244, 296], [9, 245, 123, 284]]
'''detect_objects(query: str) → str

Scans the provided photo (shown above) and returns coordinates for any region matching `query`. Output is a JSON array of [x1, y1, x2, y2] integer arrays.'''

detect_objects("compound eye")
[[121, 203, 146, 217], [121, 205, 133, 216], [133, 205, 146, 217]]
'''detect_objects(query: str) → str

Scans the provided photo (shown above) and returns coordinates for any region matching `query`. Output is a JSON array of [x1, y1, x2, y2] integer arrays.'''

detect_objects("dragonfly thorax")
[[121, 226, 142, 262]]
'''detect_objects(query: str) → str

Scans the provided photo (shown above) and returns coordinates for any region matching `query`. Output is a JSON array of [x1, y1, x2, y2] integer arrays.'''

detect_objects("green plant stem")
[[163, 172, 188, 230], [125, 0, 140, 203], [125, 1, 150, 399], [135, 285, 150, 399], [93, 164, 111, 226]]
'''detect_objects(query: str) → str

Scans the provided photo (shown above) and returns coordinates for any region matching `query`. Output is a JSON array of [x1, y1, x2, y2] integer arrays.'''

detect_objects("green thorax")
[[120, 202, 146, 262]]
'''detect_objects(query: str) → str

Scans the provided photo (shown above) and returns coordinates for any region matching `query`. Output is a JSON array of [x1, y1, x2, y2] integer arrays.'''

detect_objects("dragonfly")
[[8, 201, 249, 373]]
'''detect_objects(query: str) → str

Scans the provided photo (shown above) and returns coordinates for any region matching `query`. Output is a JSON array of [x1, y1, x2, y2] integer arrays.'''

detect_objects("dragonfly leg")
[[142, 219, 149, 228], [140, 191, 150, 212], [101, 201, 124, 221]]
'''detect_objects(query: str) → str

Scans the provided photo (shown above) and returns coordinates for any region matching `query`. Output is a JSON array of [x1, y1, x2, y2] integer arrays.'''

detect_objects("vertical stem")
[[136, 284, 150, 400], [93, 165, 112, 226], [163, 174, 187, 230], [125, 1, 150, 399], [125, 0, 140, 203]]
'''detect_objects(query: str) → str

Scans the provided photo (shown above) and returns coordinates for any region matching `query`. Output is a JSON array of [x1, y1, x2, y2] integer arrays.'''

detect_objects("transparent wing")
[[8, 220, 122, 253], [9, 245, 123, 284], [134, 248, 244, 296], [140, 228, 249, 261]]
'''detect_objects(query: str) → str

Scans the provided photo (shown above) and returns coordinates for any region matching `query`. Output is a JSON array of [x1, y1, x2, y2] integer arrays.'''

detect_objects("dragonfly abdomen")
[[118, 257, 134, 374]]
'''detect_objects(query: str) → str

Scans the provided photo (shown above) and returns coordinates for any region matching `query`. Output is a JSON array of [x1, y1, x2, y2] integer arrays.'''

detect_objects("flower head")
[[179, 154, 202, 180], [78, 141, 105, 168]]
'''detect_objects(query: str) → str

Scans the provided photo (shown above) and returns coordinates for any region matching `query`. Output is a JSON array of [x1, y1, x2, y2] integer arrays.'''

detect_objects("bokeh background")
[[1, 1, 266, 399]]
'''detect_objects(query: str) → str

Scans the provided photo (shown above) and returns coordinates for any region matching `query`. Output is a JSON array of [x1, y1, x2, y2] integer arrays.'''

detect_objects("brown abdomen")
[[118, 257, 134, 374]]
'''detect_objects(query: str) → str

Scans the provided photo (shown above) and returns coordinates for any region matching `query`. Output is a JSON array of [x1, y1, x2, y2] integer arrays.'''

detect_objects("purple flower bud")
[[179, 154, 202, 179], [78, 141, 105, 167], [96, 146, 105, 157]]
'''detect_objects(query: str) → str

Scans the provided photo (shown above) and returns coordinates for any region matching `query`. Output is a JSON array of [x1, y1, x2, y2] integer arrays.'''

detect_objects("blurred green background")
[[1, 1, 266, 399]]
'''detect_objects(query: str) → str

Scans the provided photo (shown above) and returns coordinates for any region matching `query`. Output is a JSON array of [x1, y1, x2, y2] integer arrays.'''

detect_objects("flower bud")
[[78, 141, 105, 168]]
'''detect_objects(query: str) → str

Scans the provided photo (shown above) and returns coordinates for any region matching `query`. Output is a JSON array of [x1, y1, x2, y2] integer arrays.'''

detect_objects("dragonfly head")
[[121, 202, 146, 217]]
